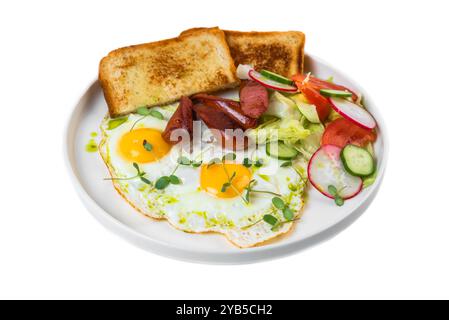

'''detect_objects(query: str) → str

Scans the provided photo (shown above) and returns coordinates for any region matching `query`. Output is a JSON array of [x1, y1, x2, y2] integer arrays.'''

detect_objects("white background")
[[1, 0, 448, 300]]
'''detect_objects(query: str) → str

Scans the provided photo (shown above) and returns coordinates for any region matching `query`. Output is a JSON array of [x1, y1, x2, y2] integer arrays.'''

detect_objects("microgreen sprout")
[[242, 195, 300, 231], [263, 214, 278, 226], [104, 162, 152, 185], [207, 158, 221, 168], [221, 172, 236, 192], [130, 107, 164, 131], [328, 185, 345, 206], [177, 156, 203, 168], [206, 154, 248, 204], [222, 153, 237, 162], [244, 179, 281, 203], [143, 140, 153, 152], [268, 197, 299, 230], [242, 158, 264, 168], [154, 155, 205, 190], [169, 175, 181, 185], [154, 156, 187, 190], [221, 164, 248, 204], [177, 156, 191, 165], [155, 176, 170, 190]]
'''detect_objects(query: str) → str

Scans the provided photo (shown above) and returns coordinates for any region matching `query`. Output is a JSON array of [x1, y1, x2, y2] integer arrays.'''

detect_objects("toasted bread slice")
[[225, 30, 305, 77], [181, 28, 305, 77], [99, 28, 238, 117]]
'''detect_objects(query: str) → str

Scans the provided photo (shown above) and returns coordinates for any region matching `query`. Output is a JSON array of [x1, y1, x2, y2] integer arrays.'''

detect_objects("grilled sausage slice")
[[193, 103, 248, 150], [162, 96, 193, 144], [192, 94, 257, 129], [239, 80, 269, 119]]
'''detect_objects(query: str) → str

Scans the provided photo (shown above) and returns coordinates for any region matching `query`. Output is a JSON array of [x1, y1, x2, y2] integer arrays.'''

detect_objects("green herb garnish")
[[140, 177, 152, 185], [177, 156, 202, 168], [107, 116, 129, 130], [104, 162, 152, 186], [177, 156, 191, 165], [222, 153, 237, 162], [243, 158, 252, 168], [192, 161, 203, 168], [282, 207, 294, 220], [328, 185, 338, 196], [169, 175, 181, 185], [221, 172, 236, 192], [207, 158, 221, 168], [263, 214, 278, 226], [136, 107, 151, 116], [149, 110, 164, 120], [242, 194, 301, 230], [219, 163, 248, 204], [272, 197, 286, 210], [335, 196, 344, 206], [155, 176, 170, 190], [154, 156, 201, 190], [268, 197, 299, 230], [254, 159, 264, 168], [143, 140, 153, 152], [242, 158, 264, 168], [242, 194, 301, 231], [130, 108, 164, 131], [328, 185, 345, 206], [244, 180, 281, 203]]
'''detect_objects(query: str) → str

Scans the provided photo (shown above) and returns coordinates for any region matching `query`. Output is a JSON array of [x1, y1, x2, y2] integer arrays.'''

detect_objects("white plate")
[[64, 54, 388, 264]]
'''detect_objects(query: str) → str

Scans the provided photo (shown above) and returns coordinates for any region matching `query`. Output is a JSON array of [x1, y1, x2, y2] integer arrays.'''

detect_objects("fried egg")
[[99, 107, 306, 248]]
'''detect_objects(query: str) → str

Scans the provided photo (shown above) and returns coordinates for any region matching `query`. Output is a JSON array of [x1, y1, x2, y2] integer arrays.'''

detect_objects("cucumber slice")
[[320, 89, 353, 98], [341, 144, 375, 177], [260, 70, 294, 85], [266, 141, 299, 160]]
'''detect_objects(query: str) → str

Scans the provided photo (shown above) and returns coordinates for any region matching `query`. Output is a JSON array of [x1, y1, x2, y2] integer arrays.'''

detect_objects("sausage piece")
[[193, 103, 248, 150], [192, 102, 240, 131], [192, 94, 257, 129], [162, 96, 193, 144], [239, 80, 269, 119]]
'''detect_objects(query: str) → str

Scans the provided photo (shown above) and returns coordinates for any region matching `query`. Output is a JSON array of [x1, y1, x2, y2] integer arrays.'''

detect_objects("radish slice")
[[308, 145, 363, 200], [249, 70, 298, 93], [329, 97, 377, 130], [236, 64, 253, 80]]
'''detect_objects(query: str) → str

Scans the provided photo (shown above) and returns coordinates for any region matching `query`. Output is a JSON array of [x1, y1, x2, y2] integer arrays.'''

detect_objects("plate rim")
[[63, 53, 389, 264]]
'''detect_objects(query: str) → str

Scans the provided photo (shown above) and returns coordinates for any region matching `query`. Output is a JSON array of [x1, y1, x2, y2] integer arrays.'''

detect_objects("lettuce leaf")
[[294, 123, 324, 159], [265, 92, 301, 120], [248, 118, 311, 145], [290, 94, 321, 123]]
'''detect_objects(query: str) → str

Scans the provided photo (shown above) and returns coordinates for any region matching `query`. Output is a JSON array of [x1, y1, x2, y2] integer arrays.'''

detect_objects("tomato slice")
[[297, 82, 331, 122], [321, 118, 377, 148], [292, 74, 358, 102]]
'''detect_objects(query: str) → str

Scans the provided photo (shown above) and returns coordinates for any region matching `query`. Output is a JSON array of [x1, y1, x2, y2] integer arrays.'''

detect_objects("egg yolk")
[[118, 128, 171, 163], [200, 163, 252, 198]]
